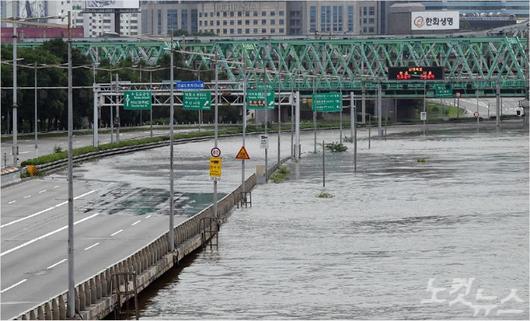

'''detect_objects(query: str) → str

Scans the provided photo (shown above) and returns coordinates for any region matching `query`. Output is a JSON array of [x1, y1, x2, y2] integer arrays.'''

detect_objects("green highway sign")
[[183, 91, 212, 110], [123, 90, 152, 110], [312, 92, 342, 112], [246, 89, 275, 110], [433, 83, 453, 97]]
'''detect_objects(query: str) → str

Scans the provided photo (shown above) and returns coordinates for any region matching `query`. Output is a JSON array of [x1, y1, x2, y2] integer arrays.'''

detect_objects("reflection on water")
[[138, 128, 528, 319]]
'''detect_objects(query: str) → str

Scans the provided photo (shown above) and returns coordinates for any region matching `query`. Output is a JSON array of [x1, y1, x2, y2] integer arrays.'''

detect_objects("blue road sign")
[[176, 81, 204, 90]]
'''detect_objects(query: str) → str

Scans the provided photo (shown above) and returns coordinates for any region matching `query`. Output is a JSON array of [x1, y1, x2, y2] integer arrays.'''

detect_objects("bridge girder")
[[14, 37, 529, 94]]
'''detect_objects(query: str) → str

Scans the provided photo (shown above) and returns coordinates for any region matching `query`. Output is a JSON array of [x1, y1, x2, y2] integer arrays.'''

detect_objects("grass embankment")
[[270, 165, 290, 183]]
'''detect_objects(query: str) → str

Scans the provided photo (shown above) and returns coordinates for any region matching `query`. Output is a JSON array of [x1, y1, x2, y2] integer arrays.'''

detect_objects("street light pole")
[[12, 0, 18, 166], [168, 36, 175, 252], [150, 70, 153, 137], [213, 55, 219, 220], [66, 11, 75, 319], [34, 61, 38, 157]]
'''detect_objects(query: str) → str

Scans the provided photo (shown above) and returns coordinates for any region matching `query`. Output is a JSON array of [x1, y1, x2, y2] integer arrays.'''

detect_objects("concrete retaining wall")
[[15, 173, 259, 320]]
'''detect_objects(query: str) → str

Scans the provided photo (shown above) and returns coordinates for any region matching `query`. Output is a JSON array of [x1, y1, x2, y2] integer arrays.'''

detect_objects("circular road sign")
[[211, 147, 221, 157], [473, 112, 479, 118]]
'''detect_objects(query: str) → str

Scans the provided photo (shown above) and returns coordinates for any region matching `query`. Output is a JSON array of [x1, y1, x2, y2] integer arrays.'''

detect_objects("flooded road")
[[137, 126, 528, 319]]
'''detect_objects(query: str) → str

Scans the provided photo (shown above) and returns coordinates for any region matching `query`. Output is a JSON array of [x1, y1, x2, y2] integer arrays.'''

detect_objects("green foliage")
[[343, 136, 354, 143], [325, 142, 348, 152], [317, 191, 334, 198], [53, 145, 63, 153], [270, 165, 290, 183], [416, 158, 428, 163]]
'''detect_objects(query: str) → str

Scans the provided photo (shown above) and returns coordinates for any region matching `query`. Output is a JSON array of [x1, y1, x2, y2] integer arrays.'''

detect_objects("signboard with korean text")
[[123, 90, 152, 110], [312, 92, 342, 112], [176, 81, 205, 90], [183, 91, 211, 110], [246, 89, 275, 110], [388, 67, 444, 81], [411, 11, 459, 31]]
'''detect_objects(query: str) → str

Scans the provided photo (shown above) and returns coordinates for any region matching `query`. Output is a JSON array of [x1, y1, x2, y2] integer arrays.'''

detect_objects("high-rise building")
[[421, 0, 529, 19], [1, 0, 140, 38], [286, 1, 380, 36]]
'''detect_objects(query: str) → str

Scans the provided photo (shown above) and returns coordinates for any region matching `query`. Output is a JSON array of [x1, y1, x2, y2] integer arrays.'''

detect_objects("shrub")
[[325, 142, 348, 152], [270, 165, 290, 183]]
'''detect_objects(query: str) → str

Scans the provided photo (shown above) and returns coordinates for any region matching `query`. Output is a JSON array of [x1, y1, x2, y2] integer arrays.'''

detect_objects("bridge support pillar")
[[361, 87, 366, 124], [377, 84, 383, 137], [294, 91, 300, 160], [496, 83, 501, 128]]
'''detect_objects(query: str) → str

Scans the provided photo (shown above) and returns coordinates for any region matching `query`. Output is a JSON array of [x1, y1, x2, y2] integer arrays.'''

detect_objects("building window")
[[223, 28, 227, 33], [210, 21, 213, 26], [223, 20, 227, 25], [262, 19, 266, 24], [230, 28, 234, 34], [245, 11, 250, 16], [238, 20, 242, 25], [230, 20, 235, 25], [238, 11, 242, 17], [346, 7, 353, 32], [217, 21, 220, 26], [309, 6, 317, 32], [270, 19, 275, 25], [271, 28, 275, 33], [253, 11, 258, 17], [363, 7, 367, 16], [369, 18, 374, 24], [210, 12, 214, 17], [191, 9, 198, 33], [253, 19, 258, 24], [245, 28, 250, 33], [199, 12, 202, 17], [262, 11, 266, 16], [279, 10, 284, 16], [279, 28, 284, 33], [253, 28, 258, 33], [369, 7, 375, 16], [181, 9, 188, 30], [238, 28, 242, 34], [321, 6, 331, 32], [262, 28, 266, 33], [223, 12, 227, 17], [157, 9, 161, 34], [245, 20, 250, 25], [230, 12, 234, 17], [279, 18, 284, 25], [369, 26, 374, 33], [332, 6, 343, 32]]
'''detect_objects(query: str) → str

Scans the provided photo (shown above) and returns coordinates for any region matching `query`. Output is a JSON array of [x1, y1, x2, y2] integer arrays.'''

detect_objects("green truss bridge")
[[15, 36, 529, 97]]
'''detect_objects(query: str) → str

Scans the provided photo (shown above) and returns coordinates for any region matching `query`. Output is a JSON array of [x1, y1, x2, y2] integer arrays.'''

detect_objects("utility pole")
[[290, 90, 294, 159], [168, 37, 175, 252], [295, 91, 300, 160], [12, 0, 18, 166], [277, 67, 281, 166], [263, 65, 268, 183], [496, 81, 501, 128], [313, 78, 317, 153], [423, 81, 427, 136], [93, 63, 99, 147], [213, 55, 219, 220], [150, 70, 153, 137], [115, 73, 120, 143], [66, 11, 75, 319], [34, 62, 38, 157], [242, 58, 247, 193], [339, 91, 343, 144], [377, 83, 383, 137]]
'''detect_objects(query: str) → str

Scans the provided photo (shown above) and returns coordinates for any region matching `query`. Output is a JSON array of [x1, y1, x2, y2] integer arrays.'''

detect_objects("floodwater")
[[135, 125, 528, 320]]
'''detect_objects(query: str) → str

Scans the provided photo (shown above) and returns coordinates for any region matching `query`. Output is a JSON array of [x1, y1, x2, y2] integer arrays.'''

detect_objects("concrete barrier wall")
[[16, 172, 260, 320]]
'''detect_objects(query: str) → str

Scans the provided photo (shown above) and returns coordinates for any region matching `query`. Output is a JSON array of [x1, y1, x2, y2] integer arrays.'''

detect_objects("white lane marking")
[[0, 190, 97, 229], [84, 242, 100, 251], [23, 195, 31, 199], [131, 220, 141, 226], [8, 200, 16, 205], [145, 215, 152, 219], [54, 185, 60, 189], [110, 229, 123, 237], [46, 259, 67, 270], [0, 279, 28, 294], [38, 189, 47, 194], [0, 213, 100, 257]]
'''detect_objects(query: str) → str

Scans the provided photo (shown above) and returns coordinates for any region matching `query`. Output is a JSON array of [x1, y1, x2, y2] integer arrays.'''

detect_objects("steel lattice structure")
[[14, 36, 529, 96]]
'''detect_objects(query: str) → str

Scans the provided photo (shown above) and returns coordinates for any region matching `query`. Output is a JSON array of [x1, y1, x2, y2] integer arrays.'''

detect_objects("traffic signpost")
[[123, 90, 152, 110], [247, 89, 275, 109], [183, 91, 211, 110], [209, 157, 222, 179], [433, 83, 452, 98], [420, 111, 427, 121], [235, 146, 250, 160], [312, 92, 342, 112], [260, 135, 269, 149]]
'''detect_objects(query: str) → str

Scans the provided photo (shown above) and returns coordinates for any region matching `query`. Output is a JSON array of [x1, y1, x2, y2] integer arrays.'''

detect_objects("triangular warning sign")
[[235, 146, 250, 160]]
